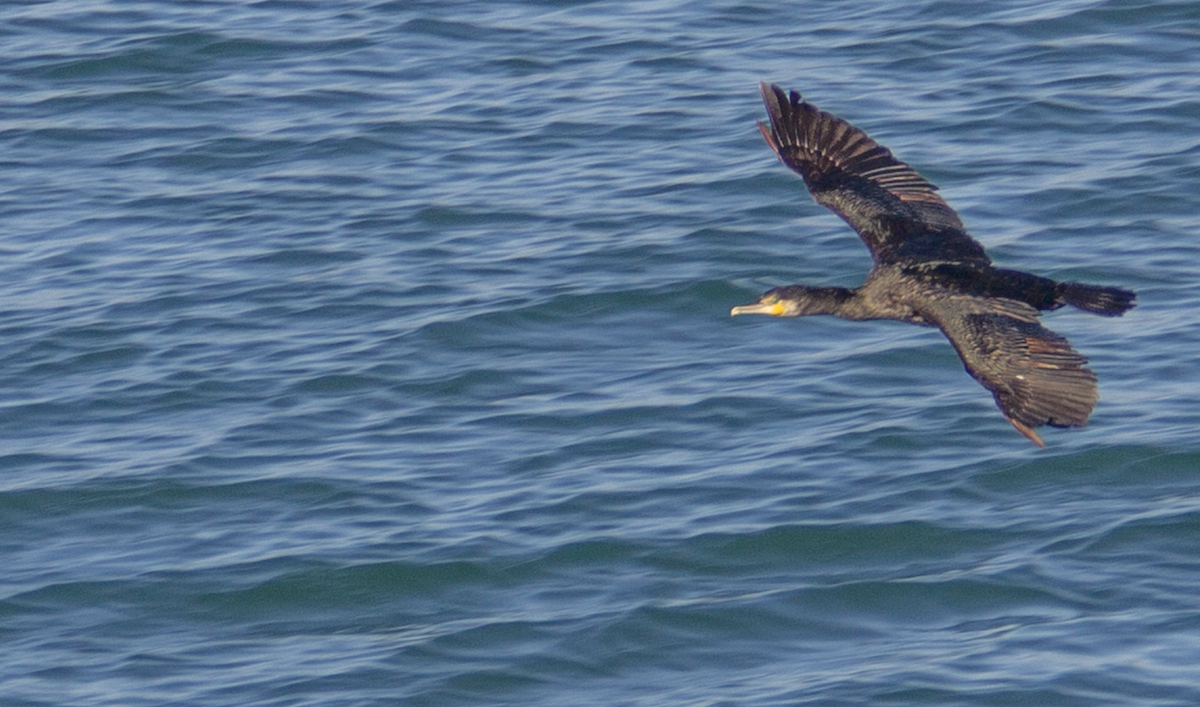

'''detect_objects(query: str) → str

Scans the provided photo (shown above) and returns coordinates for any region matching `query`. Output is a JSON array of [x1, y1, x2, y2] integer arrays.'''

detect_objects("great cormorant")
[[732, 83, 1136, 446]]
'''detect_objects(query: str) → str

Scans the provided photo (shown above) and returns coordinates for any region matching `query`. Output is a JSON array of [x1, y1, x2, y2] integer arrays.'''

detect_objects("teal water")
[[3, 1, 1200, 705]]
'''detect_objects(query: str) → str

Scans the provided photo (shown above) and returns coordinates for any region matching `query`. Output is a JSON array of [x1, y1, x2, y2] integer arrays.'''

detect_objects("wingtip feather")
[[756, 120, 778, 153], [1007, 416, 1047, 447]]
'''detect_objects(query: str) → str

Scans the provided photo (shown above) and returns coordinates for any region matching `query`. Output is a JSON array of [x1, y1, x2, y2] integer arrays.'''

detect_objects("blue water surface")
[[3, 1, 1200, 705]]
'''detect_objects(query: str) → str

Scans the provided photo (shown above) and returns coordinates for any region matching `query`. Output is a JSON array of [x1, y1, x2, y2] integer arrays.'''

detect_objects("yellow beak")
[[730, 300, 786, 317]]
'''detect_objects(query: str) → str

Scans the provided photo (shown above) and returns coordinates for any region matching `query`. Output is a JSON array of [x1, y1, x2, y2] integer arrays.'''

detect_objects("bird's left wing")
[[758, 83, 989, 267], [925, 296, 1098, 446]]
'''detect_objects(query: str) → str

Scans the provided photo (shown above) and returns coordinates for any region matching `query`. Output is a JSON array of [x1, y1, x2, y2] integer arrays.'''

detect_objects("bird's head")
[[730, 285, 852, 318]]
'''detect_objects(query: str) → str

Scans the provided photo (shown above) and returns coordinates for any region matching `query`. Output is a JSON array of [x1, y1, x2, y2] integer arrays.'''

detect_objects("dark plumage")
[[732, 83, 1136, 446]]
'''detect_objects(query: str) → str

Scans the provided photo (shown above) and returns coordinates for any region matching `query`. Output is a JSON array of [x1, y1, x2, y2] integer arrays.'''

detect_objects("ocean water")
[[3, 0, 1200, 705]]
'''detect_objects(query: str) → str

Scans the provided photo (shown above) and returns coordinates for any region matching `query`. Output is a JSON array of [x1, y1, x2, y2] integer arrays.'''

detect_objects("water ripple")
[[2, 0, 1198, 705]]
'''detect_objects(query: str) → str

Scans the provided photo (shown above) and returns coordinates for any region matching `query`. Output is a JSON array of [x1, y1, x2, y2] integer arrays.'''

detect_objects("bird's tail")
[[1058, 282, 1137, 316]]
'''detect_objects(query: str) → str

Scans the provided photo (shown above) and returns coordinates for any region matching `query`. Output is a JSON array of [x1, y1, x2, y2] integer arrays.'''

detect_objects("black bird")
[[732, 83, 1135, 446]]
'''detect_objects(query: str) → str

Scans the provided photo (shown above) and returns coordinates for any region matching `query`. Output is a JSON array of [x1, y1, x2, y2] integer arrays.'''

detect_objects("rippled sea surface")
[[3, 1, 1200, 705]]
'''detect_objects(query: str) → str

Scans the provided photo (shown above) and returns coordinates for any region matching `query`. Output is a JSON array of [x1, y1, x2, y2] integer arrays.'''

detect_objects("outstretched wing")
[[927, 296, 1098, 446], [758, 83, 989, 267]]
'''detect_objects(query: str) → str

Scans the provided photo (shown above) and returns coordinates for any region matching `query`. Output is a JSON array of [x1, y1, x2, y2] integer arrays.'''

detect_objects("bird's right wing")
[[758, 83, 989, 267], [926, 296, 1098, 445]]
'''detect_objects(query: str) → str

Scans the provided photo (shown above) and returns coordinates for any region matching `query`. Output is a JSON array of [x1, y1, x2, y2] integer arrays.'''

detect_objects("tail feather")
[[1059, 282, 1136, 316]]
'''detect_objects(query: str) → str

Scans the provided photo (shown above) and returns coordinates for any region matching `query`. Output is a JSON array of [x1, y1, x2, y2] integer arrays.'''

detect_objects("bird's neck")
[[819, 287, 875, 320], [798, 285, 913, 322]]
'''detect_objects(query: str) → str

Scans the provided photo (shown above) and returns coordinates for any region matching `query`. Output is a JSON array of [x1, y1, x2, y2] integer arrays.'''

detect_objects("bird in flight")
[[732, 83, 1135, 446]]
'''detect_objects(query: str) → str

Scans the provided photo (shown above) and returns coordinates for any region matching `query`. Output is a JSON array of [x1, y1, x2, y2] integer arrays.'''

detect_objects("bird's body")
[[733, 84, 1135, 446]]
